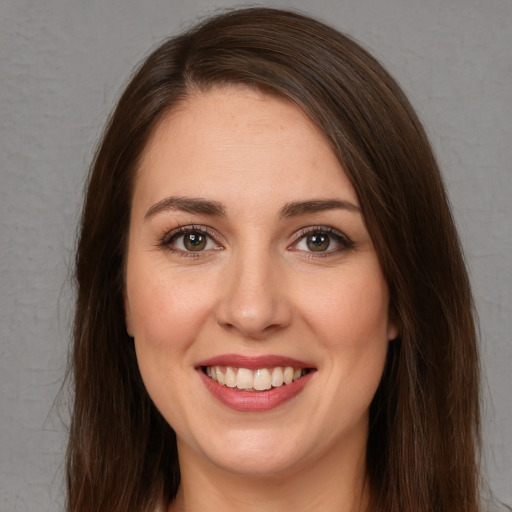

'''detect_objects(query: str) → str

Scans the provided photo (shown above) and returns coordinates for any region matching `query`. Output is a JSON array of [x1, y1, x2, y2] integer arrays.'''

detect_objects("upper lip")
[[196, 354, 315, 370]]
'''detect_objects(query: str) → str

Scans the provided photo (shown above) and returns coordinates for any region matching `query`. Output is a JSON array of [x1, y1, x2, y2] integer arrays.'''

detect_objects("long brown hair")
[[68, 7, 481, 511]]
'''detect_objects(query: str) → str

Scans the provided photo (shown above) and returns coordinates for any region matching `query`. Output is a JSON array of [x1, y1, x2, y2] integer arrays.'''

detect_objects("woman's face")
[[125, 86, 397, 478]]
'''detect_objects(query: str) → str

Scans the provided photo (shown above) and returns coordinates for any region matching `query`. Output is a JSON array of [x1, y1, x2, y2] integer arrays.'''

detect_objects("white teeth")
[[225, 366, 237, 388], [205, 365, 309, 391], [271, 367, 284, 387], [253, 369, 272, 391], [215, 367, 225, 385], [236, 368, 254, 390], [283, 367, 294, 385]]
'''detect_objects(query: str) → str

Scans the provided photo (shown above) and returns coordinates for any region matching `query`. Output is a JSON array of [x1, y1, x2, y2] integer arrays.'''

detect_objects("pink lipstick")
[[196, 354, 316, 412]]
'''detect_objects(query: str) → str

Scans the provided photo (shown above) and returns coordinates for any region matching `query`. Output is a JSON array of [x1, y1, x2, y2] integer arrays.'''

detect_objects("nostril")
[[214, 273, 293, 339]]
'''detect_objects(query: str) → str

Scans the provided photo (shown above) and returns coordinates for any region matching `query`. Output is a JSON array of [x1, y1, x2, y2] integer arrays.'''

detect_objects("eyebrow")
[[279, 199, 361, 218], [144, 196, 360, 220], [145, 196, 226, 219]]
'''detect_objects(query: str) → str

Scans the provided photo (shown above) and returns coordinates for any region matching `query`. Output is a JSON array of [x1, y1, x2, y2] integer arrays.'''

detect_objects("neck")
[[169, 433, 370, 512]]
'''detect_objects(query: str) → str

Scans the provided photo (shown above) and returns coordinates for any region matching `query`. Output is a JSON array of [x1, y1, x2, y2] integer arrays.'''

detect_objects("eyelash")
[[290, 225, 355, 258], [159, 224, 355, 258], [159, 225, 221, 258]]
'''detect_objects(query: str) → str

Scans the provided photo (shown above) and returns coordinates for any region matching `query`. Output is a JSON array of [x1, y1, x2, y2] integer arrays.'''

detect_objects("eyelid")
[[289, 225, 355, 255], [157, 223, 353, 258], [159, 224, 223, 255], [161, 224, 217, 244]]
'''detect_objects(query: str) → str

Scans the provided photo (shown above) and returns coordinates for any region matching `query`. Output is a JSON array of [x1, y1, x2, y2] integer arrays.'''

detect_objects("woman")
[[68, 7, 483, 512]]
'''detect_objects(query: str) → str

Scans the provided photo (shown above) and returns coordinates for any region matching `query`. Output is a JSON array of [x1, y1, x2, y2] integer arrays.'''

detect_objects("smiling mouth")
[[202, 366, 312, 392]]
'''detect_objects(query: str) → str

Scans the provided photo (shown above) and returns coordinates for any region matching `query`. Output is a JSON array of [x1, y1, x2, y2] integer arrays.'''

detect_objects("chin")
[[184, 427, 309, 477]]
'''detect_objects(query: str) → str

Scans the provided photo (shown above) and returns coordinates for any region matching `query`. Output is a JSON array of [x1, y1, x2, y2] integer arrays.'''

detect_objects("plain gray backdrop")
[[1, 0, 510, 510]]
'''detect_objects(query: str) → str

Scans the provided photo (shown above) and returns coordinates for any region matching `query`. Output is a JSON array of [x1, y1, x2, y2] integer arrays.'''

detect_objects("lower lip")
[[198, 369, 314, 412]]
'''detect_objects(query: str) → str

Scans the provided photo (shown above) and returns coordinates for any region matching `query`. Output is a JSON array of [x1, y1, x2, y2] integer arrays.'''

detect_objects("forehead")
[[133, 86, 357, 213]]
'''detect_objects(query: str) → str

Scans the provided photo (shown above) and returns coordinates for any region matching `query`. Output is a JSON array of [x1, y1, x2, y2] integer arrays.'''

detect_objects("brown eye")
[[183, 232, 207, 251], [291, 226, 355, 256], [164, 227, 219, 254], [306, 233, 330, 252]]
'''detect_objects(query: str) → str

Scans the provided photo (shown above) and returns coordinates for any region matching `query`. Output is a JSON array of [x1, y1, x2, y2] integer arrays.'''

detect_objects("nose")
[[215, 250, 292, 340]]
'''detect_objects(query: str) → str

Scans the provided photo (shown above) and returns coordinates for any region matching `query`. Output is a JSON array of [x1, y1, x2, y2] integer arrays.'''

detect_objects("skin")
[[124, 86, 397, 511]]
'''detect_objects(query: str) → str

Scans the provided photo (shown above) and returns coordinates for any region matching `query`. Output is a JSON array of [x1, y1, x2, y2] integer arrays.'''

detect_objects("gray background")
[[1, 0, 510, 510]]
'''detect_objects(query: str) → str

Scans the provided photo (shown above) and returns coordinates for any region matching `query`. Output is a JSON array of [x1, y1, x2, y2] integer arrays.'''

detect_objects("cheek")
[[300, 268, 391, 348], [126, 261, 218, 426], [127, 259, 215, 351], [125, 259, 220, 417], [298, 266, 391, 400]]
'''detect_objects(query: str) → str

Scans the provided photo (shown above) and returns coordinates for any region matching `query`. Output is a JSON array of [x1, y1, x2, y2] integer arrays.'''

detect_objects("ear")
[[386, 300, 400, 341], [124, 291, 134, 338], [387, 320, 399, 341]]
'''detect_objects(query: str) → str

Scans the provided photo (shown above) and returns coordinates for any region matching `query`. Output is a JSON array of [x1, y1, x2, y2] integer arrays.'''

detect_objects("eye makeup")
[[289, 225, 355, 257], [155, 222, 355, 260]]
